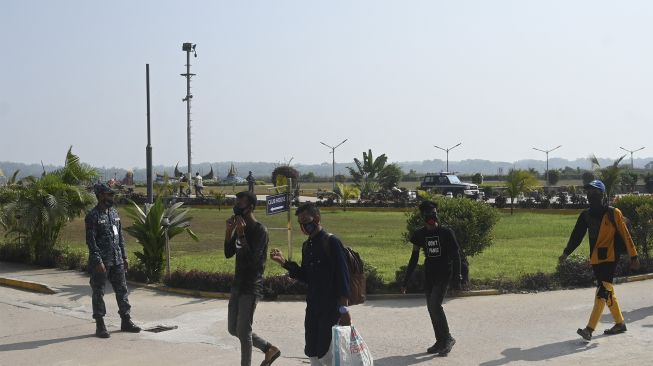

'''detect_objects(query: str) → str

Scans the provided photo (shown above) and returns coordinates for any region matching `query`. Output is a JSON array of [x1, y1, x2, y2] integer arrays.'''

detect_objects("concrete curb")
[[2, 272, 649, 300], [614, 273, 653, 284], [126, 280, 502, 301], [0, 276, 58, 294]]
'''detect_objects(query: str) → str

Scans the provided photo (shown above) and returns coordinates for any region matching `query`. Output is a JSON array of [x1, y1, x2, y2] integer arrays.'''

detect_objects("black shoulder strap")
[[321, 233, 334, 257], [606, 206, 618, 227]]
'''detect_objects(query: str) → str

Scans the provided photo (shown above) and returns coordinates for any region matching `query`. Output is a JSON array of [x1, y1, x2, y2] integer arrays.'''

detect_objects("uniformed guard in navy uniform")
[[86, 183, 141, 338]]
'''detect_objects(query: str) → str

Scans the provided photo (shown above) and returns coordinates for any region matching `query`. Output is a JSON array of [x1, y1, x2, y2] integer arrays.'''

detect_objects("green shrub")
[[402, 196, 500, 258], [364, 263, 386, 294], [0, 240, 31, 263], [519, 272, 554, 291], [52, 245, 86, 271], [613, 195, 653, 258], [394, 264, 425, 293], [555, 254, 593, 287]]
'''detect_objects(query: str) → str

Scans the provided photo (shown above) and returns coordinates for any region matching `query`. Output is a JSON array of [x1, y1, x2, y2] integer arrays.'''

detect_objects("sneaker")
[[95, 318, 110, 338], [426, 342, 443, 354], [577, 327, 592, 341], [120, 318, 141, 333], [604, 323, 627, 335], [438, 337, 456, 356]]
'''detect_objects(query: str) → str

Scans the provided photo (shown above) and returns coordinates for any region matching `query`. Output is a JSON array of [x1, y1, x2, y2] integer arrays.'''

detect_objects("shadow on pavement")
[[374, 352, 438, 366], [623, 305, 653, 323], [479, 339, 598, 366], [366, 296, 458, 309], [56, 284, 93, 302], [0, 334, 92, 352]]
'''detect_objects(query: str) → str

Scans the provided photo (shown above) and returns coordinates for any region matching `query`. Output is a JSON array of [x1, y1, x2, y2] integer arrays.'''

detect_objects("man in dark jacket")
[[86, 183, 141, 338], [225, 191, 280, 366], [559, 180, 639, 341], [401, 200, 462, 356], [270, 202, 351, 366]]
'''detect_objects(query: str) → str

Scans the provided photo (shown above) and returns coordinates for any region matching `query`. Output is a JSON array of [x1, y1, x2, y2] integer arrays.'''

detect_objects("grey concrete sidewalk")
[[1, 261, 652, 365]]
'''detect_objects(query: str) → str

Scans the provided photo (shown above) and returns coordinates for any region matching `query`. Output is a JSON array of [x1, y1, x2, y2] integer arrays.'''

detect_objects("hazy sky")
[[1, 1, 652, 169]]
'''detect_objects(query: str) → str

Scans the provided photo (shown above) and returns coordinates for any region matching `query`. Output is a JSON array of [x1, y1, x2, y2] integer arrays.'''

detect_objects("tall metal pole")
[[320, 139, 347, 191], [162, 216, 170, 278], [181, 43, 197, 196], [146, 64, 153, 204], [287, 178, 293, 261], [434, 143, 461, 172], [619, 146, 645, 169], [533, 145, 561, 185]]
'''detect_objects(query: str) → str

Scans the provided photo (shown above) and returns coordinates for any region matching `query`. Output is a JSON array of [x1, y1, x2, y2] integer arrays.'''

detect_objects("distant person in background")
[[246, 171, 255, 193], [179, 174, 187, 197], [194, 172, 205, 197], [86, 183, 141, 338], [559, 180, 639, 341]]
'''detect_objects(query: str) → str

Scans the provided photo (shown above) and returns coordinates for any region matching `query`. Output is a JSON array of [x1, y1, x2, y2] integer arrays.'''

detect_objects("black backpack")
[[320, 234, 366, 305]]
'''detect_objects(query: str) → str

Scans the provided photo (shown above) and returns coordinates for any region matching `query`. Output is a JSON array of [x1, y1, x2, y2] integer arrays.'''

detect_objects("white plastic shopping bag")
[[332, 325, 374, 366]]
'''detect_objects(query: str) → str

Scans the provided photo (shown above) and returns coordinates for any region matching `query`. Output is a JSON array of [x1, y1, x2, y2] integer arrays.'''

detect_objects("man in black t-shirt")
[[401, 200, 462, 356], [224, 191, 280, 366]]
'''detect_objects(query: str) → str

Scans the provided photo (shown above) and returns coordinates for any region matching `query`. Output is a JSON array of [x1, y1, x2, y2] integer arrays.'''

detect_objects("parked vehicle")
[[419, 172, 482, 199]]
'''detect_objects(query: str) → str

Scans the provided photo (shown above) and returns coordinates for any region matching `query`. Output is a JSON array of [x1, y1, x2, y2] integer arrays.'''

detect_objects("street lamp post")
[[619, 146, 645, 169], [433, 143, 461, 172], [320, 139, 348, 191], [532, 145, 562, 185]]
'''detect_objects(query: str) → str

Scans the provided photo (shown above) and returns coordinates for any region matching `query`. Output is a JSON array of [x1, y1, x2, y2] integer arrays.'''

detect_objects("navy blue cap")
[[94, 183, 115, 195], [584, 180, 605, 192]]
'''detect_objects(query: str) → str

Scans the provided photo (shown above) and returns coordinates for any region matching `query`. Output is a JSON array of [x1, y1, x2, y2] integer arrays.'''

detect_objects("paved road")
[[1, 262, 652, 366]]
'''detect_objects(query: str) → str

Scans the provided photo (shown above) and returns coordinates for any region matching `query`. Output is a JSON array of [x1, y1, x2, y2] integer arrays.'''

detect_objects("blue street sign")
[[266, 193, 289, 215]]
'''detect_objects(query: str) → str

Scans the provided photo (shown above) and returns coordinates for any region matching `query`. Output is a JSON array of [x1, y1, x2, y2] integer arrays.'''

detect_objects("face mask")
[[102, 196, 114, 208], [587, 191, 603, 207], [233, 205, 248, 216], [423, 212, 438, 226], [300, 222, 318, 236]]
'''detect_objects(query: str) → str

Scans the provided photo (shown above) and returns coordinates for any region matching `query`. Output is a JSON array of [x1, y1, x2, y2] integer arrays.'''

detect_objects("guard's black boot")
[[120, 317, 141, 333], [95, 318, 110, 338]]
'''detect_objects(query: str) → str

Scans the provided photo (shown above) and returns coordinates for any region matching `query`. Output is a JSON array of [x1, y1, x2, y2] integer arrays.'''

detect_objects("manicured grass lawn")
[[55, 206, 589, 282]]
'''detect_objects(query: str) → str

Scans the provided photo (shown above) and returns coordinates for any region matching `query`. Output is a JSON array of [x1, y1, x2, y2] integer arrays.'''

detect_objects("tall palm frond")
[[589, 154, 626, 198]]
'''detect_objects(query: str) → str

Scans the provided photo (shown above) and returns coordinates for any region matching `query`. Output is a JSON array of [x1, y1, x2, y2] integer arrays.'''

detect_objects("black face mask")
[[300, 222, 318, 236], [587, 191, 604, 208], [233, 205, 249, 216]]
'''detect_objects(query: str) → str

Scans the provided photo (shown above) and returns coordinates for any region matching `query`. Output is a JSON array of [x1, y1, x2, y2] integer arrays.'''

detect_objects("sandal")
[[260, 348, 281, 366]]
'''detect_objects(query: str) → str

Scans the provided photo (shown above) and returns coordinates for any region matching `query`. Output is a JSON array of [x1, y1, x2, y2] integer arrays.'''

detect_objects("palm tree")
[[347, 149, 388, 196], [124, 198, 198, 282], [335, 183, 361, 211], [0, 148, 97, 264], [504, 169, 539, 214], [589, 154, 626, 199]]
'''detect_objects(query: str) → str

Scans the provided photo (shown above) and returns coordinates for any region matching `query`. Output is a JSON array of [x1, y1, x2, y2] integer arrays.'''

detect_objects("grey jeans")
[[228, 291, 271, 366]]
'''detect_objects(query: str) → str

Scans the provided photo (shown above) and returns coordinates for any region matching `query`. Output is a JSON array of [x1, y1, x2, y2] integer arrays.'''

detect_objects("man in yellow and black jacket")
[[559, 180, 640, 341]]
